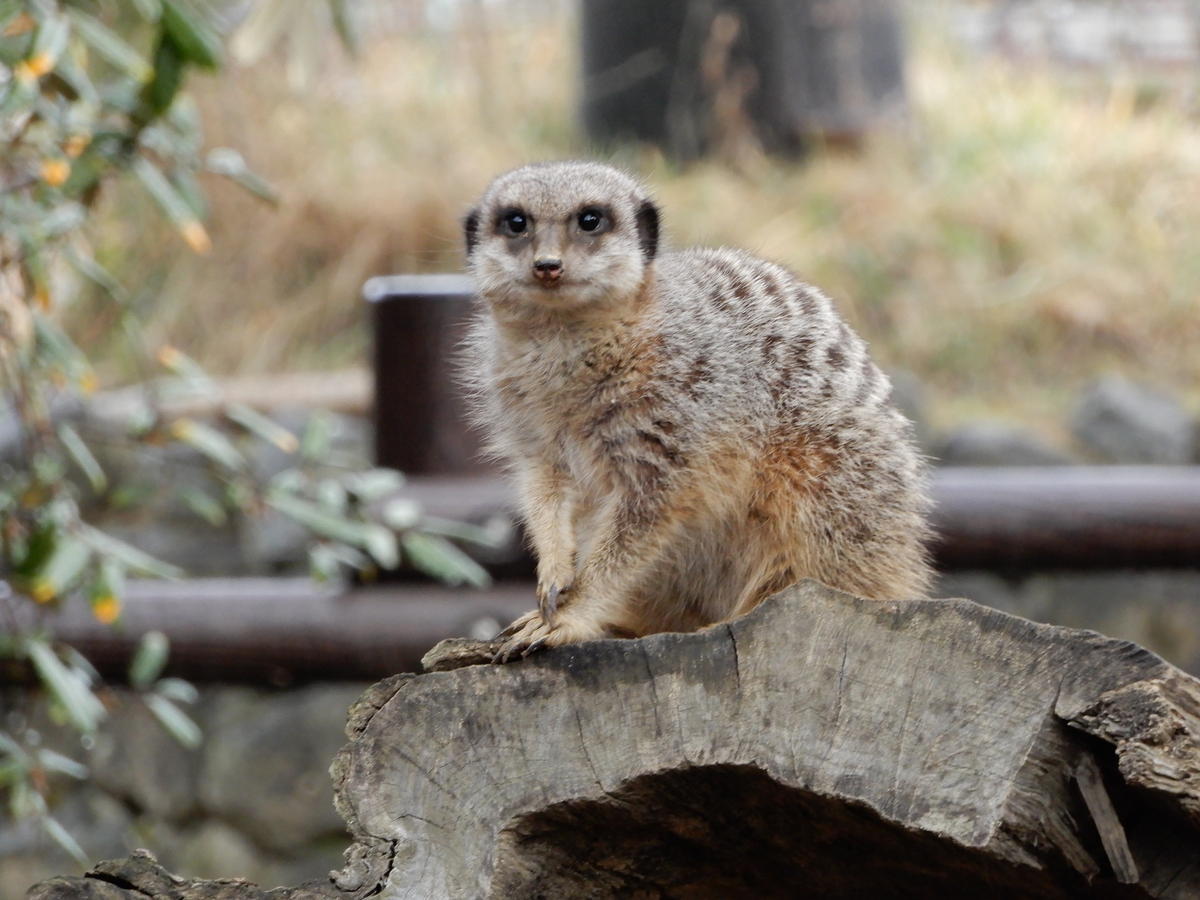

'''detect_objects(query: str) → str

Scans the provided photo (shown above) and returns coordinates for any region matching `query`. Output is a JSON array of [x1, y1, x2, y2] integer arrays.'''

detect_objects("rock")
[[88, 697, 204, 823], [237, 508, 310, 575], [1070, 376, 1195, 463], [99, 519, 245, 577], [171, 821, 269, 882], [934, 421, 1073, 466], [945, 569, 1200, 677], [0, 789, 133, 900], [199, 686, 359, 853]]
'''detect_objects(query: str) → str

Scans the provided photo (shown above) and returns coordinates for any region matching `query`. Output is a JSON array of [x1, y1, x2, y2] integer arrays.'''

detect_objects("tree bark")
[[29, 581, 1200, 899], [580, 0, 907, 158]]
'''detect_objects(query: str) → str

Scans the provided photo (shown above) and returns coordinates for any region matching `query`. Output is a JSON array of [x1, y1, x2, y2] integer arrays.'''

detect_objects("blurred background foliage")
[[0, 0, 488, 856], [73, 0, 1200, 439]]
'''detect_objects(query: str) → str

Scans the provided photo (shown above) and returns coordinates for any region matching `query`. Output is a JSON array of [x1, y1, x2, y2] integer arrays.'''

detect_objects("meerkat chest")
[[495, 328, 667, 473]]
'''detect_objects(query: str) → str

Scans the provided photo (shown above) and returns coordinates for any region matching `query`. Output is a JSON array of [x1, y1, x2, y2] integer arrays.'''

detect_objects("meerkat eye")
[[500, 210, 528, 236], [577, 208, 606, 233]]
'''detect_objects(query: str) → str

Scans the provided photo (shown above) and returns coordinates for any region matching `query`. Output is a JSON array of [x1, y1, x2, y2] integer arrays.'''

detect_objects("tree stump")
[[29, 581, 1200, 899]]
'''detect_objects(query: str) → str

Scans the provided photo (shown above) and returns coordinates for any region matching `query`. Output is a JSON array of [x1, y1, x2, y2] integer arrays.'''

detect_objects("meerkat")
[[462, 160, 932, 661]]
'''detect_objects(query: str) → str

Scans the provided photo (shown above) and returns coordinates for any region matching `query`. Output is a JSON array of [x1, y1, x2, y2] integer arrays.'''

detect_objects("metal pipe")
[[28, 579, 530, 684], [18, 466, 1199, 684], [396, 468, 1200, 573]]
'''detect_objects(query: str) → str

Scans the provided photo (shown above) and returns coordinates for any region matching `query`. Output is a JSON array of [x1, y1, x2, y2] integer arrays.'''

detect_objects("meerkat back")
[[462, 160, 931, 660]]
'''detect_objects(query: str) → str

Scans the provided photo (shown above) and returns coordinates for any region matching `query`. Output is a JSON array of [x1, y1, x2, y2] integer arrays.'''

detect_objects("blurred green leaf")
[[155, 344, 212, 385], [362, 524, 398, 569], [129, 630, 169, 690], [77, 524, 185, 579], [269, 469, 305, 494], [320, 540, 370, 571], [225, 403, 297, 453], [33, 314, 88, 379], [205, 147, 278, 204], [42, 814, 89, 867], [30, 13, 70, 70], [344, 469, 405, 502], [401, 532, 491, 588], [10, 777, 35, 819], [308, 543, 340, 582], [230, 0, 288, 64], [24, 639, 105, 734], [418, 515, 509, 549], [171, 418, 243, 471], [0, 2, 23, 33], [60, 146, 108, 198], [328, 0, 360, 57], [317, 478, 348, 514], [131, 155, 200, 232], [89, 558, 125, 624], [380, 496, 420, 530], [154, 677, 198, 705], [37, 203, 86, 240], [143, 693, 201, 749], [29, 533, 92, 602], [0, 77, 37, 117], [13, 522, 56, 580], [0, 731, 25, 761], [35, 748, 88, 781], [161, 0, 221, 70], [60, 645, 100, 687], [66, 8, 151, 80], [299, 411, 334, 461], [172, 167, 206, 219], [65, 247, 129, 304], [179, 487, 227, 526], [129, 0, 163, 22], [58, 423, 107, 492], [51, 51, 100, 105], [137, 31, 186, 122], [266, 490, 373, 547]]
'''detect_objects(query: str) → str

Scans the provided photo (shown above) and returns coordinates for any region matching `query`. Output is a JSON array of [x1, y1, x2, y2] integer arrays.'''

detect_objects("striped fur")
[[461, 161, 932, 657]]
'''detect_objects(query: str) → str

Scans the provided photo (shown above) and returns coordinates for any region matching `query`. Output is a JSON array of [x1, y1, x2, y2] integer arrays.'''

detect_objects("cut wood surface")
[[29, 582, 1200, 899]]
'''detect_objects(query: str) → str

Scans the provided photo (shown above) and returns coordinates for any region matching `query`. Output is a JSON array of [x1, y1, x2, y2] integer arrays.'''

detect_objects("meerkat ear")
[[635, 199, 660, 262], [463, 208, 481, 257]]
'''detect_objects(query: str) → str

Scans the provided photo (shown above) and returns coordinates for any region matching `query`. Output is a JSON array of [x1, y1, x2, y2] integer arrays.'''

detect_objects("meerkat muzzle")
[[533, 257, 563, 285]]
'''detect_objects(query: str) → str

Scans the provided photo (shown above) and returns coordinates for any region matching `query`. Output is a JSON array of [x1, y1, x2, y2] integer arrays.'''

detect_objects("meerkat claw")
[[495, 621, 521, 640], [541, 584, 563, 620], [522, 635, 550, 657], [491, 609, 555, 663]]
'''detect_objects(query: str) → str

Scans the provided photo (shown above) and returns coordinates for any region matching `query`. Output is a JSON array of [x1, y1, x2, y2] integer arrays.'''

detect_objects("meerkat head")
[[463, 161, 659, 315]]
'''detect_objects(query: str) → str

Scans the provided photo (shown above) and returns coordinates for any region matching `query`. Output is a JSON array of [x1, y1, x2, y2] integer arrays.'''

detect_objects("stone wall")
[[2, 684, 363, 896]]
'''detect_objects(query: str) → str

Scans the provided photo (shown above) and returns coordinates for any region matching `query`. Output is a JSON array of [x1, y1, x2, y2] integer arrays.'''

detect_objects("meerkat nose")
[[533, 258, 563, 284]]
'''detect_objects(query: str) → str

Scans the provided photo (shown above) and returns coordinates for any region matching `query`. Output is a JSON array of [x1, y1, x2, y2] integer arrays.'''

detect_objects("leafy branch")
[[0, 0, 481, 862]]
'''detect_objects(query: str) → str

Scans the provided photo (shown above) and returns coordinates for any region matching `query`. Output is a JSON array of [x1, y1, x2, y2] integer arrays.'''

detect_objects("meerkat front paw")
[[536, 579, 571, 621], [536, 559, 575, 621], [492, 609, 604, 664]]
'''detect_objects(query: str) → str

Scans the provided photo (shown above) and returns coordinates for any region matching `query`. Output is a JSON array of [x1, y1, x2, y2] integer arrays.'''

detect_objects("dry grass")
[[78, 8, 1200, 434]]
